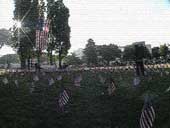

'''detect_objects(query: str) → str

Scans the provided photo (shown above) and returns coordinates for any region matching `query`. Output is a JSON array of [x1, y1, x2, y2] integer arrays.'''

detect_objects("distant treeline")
[[0, 54, 20, 64]]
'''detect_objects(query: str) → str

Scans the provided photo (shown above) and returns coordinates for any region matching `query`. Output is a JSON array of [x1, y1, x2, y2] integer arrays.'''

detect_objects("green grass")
[[0, 69, 170, 128]]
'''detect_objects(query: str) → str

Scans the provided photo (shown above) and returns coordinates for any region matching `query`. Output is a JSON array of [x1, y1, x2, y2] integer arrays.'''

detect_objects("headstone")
[[14, 80, 18, 87], [49, 78, 55, 86], [99, 75, 105, 84], [57, 75, 62, 81], [165, 86, 170, 92], [133, 77, 140, 87], [165, 71, 169, 75], [3, 77, 8, 85], [74, 75, 82, 87], [33, 75, 39, 82]]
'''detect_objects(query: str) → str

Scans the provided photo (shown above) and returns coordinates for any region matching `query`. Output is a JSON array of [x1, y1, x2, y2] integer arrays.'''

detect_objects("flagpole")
[[37, 0, 43, 70], [37, 42, 41, 69]]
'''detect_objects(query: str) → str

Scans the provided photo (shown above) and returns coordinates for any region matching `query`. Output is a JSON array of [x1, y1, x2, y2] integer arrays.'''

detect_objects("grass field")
[[0, 68, 170, 128]]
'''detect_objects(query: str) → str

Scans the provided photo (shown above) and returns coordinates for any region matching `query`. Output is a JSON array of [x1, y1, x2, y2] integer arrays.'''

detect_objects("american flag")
[[140, 99, 155, 128], [36, 18, 50, 50], [58, 89, 70, 108], [108, 81, 116, 96]]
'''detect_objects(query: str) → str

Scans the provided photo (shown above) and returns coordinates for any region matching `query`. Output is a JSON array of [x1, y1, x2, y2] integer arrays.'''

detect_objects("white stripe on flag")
[[58, 90, 69, 108]]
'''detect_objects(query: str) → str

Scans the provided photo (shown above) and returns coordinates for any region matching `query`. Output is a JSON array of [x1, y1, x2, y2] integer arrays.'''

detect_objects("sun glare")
[[16, 21, 21, 28]]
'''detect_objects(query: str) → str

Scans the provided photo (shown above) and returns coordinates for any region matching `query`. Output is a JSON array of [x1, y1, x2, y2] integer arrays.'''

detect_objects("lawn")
[[0, 68, 170, 128]]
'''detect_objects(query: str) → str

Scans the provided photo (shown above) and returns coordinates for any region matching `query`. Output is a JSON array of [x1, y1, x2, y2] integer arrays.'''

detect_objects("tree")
[[143, 46, 151, 59], [65, 53, 83, 66], [152, 47, 160, 59], [0, 54, 20, 64], [134, 44, 151, 60], [123, 44, 151, 61], [97, 44, 121, 66], [47, 0, 71, 68], [12, 0, 39, 69], [160, 44, 169, 58], [123, 45, 135, 61], [47, 41, 55, 65], [83, 39, 98, 66], [0, 29, 10, 48], [36, 0, 45, 66], [46, 0, 55, 65]]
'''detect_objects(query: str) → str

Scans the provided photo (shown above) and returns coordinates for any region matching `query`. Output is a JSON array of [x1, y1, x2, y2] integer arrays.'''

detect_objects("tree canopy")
[[12, 0, 39, 68], [65, 53, 83, 66], [47, 0, 71, 68], [123, 45, 135, 61], [123, 44, 151, 61], [0, 29, 10, 48], [0, 54, 19, 64], [83, 39, 98, 66], [97, 44, 121, 65], [152, 47, 160, 59], [160, 44, 169, 58]]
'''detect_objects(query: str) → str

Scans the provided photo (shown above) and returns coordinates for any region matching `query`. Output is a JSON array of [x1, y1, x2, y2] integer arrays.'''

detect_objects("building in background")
[[133, 41, 152, 54], [145, 44, 152, 54], [133, 41, 145, 46]]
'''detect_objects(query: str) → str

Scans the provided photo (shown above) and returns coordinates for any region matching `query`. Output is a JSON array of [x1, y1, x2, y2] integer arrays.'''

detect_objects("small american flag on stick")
[[58, 89, 70, 108], [140, 98, 155, 128], [108, 80, 116, 96]]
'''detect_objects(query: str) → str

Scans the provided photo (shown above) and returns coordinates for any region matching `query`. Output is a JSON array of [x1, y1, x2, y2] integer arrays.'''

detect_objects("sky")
[[0, 0, 170, 54]]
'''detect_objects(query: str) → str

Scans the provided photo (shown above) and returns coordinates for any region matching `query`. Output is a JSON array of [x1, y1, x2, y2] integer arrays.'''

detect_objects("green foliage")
[[123, 44, 151, 61], [143, 46, 151, 59], [47, 0, 71, 68], [47, 36, 56, 65], [152, 47, 160, 59], [0, 54, 20, 64], [134, 45, 143, 60], [97, 44, 121, 65], [123, 45, 135, 61], [65, 53, 83, 65], [83, 39, 98, 66], [0, 29, 10, 48], [12, 0, 39, 68], [160, 44, 169, 58]]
